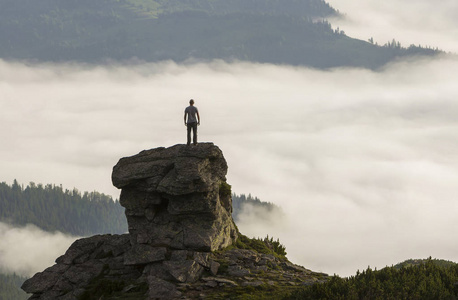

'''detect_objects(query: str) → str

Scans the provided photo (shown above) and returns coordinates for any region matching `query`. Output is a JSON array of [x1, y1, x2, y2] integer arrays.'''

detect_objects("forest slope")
[[0, 180, 126, 236], [0, 0, 439, 68], [284, 258, 458, 299]]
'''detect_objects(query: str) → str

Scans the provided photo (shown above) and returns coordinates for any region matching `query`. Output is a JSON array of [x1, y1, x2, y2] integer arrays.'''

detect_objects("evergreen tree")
[[232, 193, 282, 222], [284, 258, 458, 300], [0, 273, 29, 300], [0, 180, 127, 236]]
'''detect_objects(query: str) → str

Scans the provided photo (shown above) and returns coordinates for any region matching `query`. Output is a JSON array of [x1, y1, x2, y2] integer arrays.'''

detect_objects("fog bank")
[[0, 222, 78, 277], [327, 0, 458, 53], [1, 57, 458, 276]]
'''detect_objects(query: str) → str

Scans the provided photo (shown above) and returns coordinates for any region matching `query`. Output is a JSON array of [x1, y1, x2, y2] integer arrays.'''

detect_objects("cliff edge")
[[112, 143, 237, 252], [22, 143, 326, 299]]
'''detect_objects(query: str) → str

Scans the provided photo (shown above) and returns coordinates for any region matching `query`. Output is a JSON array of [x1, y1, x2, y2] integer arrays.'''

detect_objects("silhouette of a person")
[[184, 99, 200, 145]]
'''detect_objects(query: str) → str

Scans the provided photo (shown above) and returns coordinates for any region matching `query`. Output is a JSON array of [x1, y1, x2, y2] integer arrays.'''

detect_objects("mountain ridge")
[[0, 0, 440, 68]]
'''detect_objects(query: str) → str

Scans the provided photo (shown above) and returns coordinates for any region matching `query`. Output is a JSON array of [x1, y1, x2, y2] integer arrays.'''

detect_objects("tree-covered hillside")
[[0, 273, 28, 300], [0, 180, 127, 236], [0, 0, 439, 68], [394, 258, 457, 270], [284, 258, 458, 299], [232, 193, 283, 223]]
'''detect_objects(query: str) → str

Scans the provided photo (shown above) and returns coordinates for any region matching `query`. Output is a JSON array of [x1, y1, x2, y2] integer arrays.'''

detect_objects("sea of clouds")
[[1, 55, 458, 277], [327, 0, 458, 53], [0, 222, 77, 277]]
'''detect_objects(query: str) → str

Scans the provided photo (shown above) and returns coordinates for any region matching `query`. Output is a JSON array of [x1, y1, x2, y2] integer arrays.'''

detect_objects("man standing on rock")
[[184, 99, 200, 145]]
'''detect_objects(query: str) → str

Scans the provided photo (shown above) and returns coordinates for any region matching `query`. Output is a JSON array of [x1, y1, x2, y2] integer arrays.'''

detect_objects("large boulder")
[[22, 143, 238, 299], [112, 143, 237, 251]]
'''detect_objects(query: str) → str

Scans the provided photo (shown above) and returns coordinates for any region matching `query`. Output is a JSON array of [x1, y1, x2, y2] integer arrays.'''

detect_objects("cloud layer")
[[1, 56, 458, 276], [0, 222, 78, 277], [327, 0, 458, 53]]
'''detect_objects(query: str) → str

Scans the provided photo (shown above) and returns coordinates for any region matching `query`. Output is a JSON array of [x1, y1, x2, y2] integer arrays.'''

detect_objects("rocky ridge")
[[22, 143, 327, 299]]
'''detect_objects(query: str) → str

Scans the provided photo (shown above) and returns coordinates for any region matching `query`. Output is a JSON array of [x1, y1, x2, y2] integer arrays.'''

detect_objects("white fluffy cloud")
[[1, 57, 458, 276], [327, 0, 458, 53]]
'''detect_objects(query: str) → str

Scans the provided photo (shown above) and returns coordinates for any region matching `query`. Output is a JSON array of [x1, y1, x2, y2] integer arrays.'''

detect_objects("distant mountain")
[[0, 0, 440, 68]]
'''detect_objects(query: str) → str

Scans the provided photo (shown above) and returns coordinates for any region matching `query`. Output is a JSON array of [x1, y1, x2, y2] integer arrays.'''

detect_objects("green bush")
[[284, 258, 458, 300], [235, 234, 287, 259], [219, 181, 232, 198]]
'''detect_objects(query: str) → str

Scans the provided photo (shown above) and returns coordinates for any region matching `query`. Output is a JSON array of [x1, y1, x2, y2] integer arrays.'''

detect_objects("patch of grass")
[[216, 259, 230, 274], [219, 181, 232, 198]]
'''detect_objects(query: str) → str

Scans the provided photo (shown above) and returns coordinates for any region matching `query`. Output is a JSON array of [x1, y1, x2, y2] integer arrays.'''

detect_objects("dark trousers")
[[187, 122, 198, 145]]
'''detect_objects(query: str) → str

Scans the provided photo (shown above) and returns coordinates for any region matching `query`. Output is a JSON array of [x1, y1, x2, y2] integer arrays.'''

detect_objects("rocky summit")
[[22, 143, 327, 299], [112, 143, 237, 252]]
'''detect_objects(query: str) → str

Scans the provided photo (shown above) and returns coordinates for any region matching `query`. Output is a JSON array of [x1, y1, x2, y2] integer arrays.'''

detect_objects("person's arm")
[[184, 111, 187, 126], [197, 111, 200, 125]]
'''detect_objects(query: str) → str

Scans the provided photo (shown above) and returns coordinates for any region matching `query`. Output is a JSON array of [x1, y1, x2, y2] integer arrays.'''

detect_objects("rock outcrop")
[[112, 143, 237, 252], [22, 143, 325, 299]]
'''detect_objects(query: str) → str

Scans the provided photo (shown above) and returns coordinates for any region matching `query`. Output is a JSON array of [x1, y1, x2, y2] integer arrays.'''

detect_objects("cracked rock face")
[[21, 143, 324, 300], [112, 143, 238, 251], [22, 143, 238, 299]]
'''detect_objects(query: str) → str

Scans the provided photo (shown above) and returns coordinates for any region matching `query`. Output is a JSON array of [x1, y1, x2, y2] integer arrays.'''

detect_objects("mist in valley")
[[0, 222, 78, 277], [1, 55, 458, 276], [328, 0, 458, 53]]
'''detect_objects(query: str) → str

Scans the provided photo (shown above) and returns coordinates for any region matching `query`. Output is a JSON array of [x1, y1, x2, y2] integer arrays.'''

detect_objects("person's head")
[[189, 99, 194, 105]]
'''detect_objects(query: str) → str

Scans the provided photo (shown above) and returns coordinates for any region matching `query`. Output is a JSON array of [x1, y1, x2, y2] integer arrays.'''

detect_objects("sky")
[[1, 1, 458, 278]]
